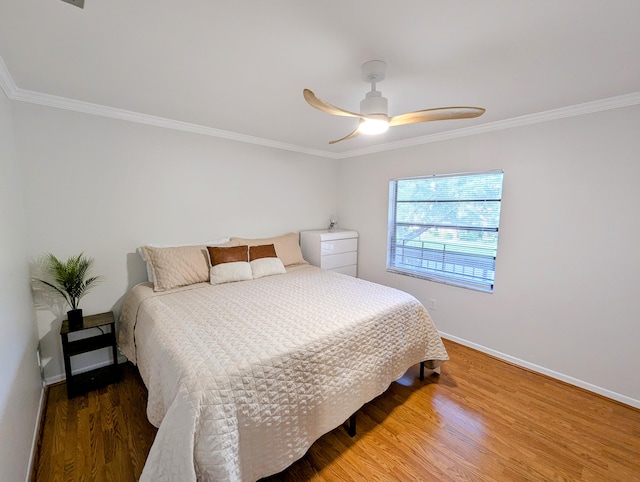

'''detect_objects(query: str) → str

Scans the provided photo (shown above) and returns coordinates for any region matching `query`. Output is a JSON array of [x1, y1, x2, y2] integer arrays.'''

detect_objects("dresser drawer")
[[300, 229, 359, 277], [321, 251, 358, 270], [320, 238, 358, 256]]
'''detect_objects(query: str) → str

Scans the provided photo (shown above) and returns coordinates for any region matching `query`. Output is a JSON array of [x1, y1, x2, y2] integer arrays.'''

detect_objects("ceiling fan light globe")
[[358, 118, 390, 136]]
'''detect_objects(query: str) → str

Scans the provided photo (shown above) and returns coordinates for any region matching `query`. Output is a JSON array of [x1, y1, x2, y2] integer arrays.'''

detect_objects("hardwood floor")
[[33, 363, 157, 481], [33, 339, 640, 481]]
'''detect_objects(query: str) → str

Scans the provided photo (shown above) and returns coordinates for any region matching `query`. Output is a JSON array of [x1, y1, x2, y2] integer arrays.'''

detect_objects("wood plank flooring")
[[33, 339, 640, 481], [33, 363, 156, 481]]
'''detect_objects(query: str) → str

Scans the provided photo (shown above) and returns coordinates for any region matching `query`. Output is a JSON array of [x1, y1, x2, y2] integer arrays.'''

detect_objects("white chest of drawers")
[[300, 229, 358, 277]]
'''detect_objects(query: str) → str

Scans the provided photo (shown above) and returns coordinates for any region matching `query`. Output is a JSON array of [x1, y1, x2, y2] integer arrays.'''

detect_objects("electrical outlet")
[[428, 299, 436, 310]]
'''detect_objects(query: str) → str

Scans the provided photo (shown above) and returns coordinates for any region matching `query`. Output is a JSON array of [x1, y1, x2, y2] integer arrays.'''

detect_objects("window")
[[387, 170, 504, 292]]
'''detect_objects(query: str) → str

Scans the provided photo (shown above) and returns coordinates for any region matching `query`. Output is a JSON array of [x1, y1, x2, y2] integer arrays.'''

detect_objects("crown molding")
[[2, 55, 638, 160], [0, 56, 337, 158], [336, 91, 640, 159], [9, 87, 338, 159]]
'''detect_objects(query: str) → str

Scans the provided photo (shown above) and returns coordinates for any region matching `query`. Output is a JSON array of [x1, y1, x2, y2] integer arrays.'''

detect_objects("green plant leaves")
[[34, 252, 103, 310]]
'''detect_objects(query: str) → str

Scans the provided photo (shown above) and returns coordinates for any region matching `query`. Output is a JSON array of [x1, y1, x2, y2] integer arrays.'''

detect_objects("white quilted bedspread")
[[118, 265, 448, 481]]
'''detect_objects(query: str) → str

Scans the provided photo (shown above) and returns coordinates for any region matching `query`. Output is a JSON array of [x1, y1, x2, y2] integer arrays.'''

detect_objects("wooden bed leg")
[[420, 361, 425, 381], [343, 414, 356, 437]]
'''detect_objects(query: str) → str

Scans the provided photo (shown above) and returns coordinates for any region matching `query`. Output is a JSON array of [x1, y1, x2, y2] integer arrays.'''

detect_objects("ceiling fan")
[[303, 60, 485, 144]]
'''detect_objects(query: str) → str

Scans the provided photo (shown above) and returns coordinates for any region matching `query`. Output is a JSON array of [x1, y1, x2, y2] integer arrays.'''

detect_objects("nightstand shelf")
[[60, 311, 121, 398], [64, 332, 115, 356]]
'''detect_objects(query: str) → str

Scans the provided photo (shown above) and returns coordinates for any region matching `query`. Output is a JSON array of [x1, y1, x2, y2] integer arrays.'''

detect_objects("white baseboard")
[[44, 357, 124, 386], [45, 373, 65, 385], [26, 384, 46, 482], [440, 332, 640, 410]]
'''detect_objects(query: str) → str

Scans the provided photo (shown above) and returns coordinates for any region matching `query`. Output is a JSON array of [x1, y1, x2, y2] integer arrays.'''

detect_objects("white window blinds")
[[387, 170, 504, 292]]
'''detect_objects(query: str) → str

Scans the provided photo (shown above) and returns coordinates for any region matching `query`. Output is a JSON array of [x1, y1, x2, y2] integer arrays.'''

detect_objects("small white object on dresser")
[[300, 229, 358, 277]]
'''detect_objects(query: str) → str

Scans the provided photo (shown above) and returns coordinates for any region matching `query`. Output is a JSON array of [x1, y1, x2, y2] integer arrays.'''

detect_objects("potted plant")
[[35, 252, 103, 328]]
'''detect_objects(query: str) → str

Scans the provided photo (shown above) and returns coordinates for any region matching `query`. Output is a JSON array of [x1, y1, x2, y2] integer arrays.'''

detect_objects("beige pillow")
[[137, 237, 233, 282], [230, 233, 307, 266], [141, 245, 211, 292]]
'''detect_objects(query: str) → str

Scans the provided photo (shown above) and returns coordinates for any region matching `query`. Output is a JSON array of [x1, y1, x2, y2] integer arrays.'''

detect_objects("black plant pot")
[[67, 308, 83, 329]]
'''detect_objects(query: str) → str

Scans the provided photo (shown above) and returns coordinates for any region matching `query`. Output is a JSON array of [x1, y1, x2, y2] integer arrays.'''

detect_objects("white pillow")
[[210, 262, 253, 285], [251, 257, 286, 279], [138, 237, 231, 282]]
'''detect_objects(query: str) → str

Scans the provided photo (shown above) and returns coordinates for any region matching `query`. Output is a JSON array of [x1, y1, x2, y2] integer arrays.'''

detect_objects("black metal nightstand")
[[60, 311, 121, 398]]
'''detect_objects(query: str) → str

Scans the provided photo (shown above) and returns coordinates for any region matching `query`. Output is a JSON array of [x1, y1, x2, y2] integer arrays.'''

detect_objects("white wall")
[[337, 105, 640, 406], [7, 93, 640, 419], [11, 102, 339, 382], [0, 91, 43, 480]]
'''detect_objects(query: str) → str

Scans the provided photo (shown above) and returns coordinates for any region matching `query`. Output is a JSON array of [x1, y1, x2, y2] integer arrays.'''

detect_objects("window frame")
[[387, 169, 504, 293]]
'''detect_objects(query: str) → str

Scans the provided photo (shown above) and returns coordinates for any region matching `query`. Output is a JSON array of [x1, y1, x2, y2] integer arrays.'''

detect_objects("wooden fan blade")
[[329, 120, 363, 144], [389, 107, 485, 127], [303, 89, 363, 118]]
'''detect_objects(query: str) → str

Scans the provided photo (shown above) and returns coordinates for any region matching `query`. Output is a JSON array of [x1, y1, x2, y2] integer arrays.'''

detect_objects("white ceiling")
[[1, 0, 639, 158]]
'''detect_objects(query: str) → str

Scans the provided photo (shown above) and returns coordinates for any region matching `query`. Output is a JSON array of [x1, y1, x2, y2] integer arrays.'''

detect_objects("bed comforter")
[[118, 265, 448, 481]]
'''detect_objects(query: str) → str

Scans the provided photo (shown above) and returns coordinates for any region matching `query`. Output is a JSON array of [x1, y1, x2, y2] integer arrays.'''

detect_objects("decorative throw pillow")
[[251, 257, 286, 279], [207, 245, 248, 265], [249, 244, 277, 261], [230, 233, 307, 266], [141, 245, 211, 292], [207, 245, 252, 285]]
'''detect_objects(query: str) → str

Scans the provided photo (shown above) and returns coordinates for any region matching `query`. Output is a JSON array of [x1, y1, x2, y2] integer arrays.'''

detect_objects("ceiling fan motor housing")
[[361, 90, 388, 115]]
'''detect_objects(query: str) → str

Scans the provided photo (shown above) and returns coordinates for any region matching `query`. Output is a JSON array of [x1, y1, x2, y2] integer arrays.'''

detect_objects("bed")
[[118, 237, 448, 481]]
